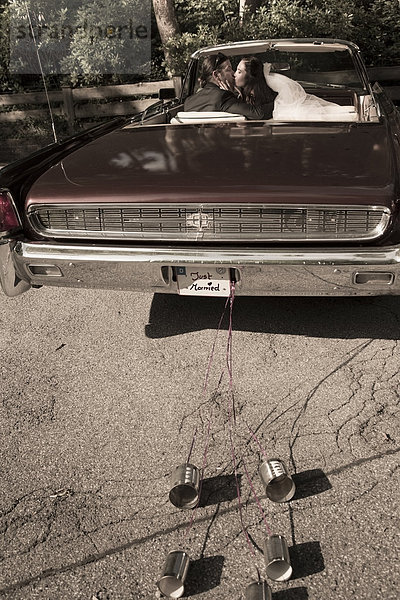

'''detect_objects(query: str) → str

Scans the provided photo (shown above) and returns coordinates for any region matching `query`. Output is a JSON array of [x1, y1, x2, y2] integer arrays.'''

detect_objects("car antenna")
[[24, 2, 58, 143]]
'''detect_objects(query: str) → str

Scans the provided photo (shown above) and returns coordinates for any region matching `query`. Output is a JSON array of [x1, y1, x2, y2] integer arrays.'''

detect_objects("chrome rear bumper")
[[2, 240, 400, 297]]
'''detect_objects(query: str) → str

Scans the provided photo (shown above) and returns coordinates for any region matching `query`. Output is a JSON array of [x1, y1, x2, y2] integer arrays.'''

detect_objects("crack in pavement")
[[288, 340, 374, 470]]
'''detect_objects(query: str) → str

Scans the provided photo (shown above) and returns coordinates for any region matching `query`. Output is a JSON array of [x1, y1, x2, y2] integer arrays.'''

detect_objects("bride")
[[234, 56, 356, 120], [263, 62, 357, 120]]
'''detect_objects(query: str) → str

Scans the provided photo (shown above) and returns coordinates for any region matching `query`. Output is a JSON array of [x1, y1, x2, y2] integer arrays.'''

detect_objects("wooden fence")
[[0, 79, 176, 128]]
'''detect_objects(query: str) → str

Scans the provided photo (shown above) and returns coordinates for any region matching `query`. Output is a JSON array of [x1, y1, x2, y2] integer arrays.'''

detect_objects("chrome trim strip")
[[27, 203, 391, 243], [17, 241, 400, 265]]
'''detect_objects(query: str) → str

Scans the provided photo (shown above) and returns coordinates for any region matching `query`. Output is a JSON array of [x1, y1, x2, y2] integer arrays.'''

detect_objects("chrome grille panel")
[[28, 203, 390, 242]]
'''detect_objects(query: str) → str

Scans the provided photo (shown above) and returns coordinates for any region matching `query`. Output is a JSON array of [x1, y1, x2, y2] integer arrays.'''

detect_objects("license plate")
[[176, 266, 231, 297]]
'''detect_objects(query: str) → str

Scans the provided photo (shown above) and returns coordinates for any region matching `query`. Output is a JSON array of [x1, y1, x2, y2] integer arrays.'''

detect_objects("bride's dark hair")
[[240, 56, 276, 105]]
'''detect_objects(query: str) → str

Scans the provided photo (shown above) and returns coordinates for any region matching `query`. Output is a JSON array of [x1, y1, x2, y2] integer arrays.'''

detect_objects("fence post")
[[62, 86, 75, 133]]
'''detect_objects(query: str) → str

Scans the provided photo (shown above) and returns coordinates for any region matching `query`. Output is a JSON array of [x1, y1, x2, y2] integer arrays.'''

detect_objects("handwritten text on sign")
[[176, 267, 231, 297]]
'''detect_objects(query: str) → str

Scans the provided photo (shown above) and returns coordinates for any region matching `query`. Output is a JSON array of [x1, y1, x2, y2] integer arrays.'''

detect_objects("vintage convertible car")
[[1, 38, 400, 297]]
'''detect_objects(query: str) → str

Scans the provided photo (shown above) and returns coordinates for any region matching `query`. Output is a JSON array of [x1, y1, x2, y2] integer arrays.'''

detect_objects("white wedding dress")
[[264, 64, 357, 121]]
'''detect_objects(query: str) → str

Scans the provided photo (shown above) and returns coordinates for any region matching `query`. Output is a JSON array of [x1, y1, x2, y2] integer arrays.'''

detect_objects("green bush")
[[164, 0, 400, 76], [60, 0, 150, 86], [364, 0, 400, 65], [164, 26, 221, 76], [174, 0, 238, 32], [1, 0, 151, 89]]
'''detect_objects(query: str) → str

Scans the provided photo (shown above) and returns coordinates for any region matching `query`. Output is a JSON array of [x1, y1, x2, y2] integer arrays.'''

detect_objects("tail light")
[[0, 190, 21, 237]]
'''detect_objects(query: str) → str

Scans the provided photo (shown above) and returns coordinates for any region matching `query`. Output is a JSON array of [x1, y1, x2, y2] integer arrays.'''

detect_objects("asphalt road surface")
[[1, 287, 399, 599]]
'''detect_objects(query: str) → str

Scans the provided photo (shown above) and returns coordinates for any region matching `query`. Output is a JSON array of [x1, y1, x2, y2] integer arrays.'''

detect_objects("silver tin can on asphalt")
[[259, 459, 295, 503], [169, 463, 201, 509], [263, 534, 292, 581], [245, 579, 272, 600], [157, 550, 190, 598]]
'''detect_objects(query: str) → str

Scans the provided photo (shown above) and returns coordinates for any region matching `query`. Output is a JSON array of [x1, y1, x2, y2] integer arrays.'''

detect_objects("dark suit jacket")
[[184, 82, 274, 120]]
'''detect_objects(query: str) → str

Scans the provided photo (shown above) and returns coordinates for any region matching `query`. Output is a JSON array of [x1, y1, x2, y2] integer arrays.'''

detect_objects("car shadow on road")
[[145, 294, 400, 339]]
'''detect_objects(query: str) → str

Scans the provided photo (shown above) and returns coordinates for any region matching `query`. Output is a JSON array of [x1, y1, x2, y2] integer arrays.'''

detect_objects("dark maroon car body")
[[1, 39, 400, 297]]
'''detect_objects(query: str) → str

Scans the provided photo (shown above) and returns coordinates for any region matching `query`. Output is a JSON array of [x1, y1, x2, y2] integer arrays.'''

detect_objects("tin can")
[[264, 534, 292, 581], [169, 463, 201, 509], [157, 550, 190, 598], [259, 459, 295, 503], [245, 579, 272, 600]]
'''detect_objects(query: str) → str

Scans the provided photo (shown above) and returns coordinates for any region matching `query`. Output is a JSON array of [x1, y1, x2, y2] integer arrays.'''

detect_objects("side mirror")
[[159, 88, 176, 100]]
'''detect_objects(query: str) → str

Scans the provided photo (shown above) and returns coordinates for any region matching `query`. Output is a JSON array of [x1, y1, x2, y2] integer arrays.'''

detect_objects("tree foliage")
[[61, 0, 150, 85], [1, 0, 151, 88], [0, 0, 399, 89], [164, 0, 400, 75]]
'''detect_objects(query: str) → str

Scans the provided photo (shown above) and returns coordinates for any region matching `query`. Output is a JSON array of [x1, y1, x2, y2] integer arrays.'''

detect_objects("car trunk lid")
[[26, 121, 395, 209]]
